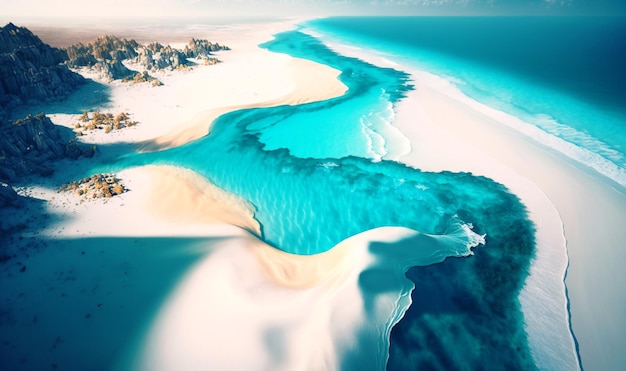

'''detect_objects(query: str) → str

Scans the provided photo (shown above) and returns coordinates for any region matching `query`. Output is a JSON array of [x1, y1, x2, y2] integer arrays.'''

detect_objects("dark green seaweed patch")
[[387, 186, 537, 371]]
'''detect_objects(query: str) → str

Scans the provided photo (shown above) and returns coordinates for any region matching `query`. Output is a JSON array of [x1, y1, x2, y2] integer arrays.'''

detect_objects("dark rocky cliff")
[[0, 23, 85, 118], [0, 181, 20, 208], [0, 113, 94, 184]]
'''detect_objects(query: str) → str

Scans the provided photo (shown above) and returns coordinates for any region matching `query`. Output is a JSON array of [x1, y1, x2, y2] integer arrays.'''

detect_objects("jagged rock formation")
[[0, 23, 85, 118], [65, 35, 137, 80], [64, 35, 229, 80], [136, 42, 187, 71], [0, 113, 94, 183], [94, 58, 135, 80], [183, 38, 229, 65]]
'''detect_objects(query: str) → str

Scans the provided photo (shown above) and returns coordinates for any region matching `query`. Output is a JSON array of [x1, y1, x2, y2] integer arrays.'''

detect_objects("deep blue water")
[[306, 16, 626, 189], [94, 29, 540, 369]]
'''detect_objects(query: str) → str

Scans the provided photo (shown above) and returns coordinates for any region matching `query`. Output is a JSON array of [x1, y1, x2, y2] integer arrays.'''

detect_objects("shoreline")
[[392, 68, 626, 370], [44, 20, 346, 152], [394, 82, 577, 368], [301, 31, 625, 369], [5, 19, 350, 244], [138, 56, 347, 152]]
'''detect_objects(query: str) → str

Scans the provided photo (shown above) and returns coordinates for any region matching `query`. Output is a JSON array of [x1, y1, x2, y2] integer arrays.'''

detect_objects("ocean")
[[89, 16, 626, 370], [306, 16, 626, 189]]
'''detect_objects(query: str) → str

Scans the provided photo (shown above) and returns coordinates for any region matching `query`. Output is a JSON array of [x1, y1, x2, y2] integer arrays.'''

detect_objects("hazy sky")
[[1, 0, 624, 22]]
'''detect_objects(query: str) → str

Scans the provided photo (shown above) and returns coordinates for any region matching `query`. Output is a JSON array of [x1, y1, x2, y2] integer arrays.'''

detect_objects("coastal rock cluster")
[[136, 41, 188, 71], [74, 110, 138, 135], [64, 35, 229, 81], [0, 113, 95, 183], [183, 38, 229, 65], [0, 23, 85, 118], [59, 173, 127, 199], [65, 35, 138, 80]]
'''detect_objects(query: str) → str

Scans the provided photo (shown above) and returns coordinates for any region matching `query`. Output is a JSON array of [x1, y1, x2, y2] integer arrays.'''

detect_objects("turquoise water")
[[95, 29, 540, 368], [114, 31, 530, 255], [306, 16, 626, 189], [253, 31, 412, 161]]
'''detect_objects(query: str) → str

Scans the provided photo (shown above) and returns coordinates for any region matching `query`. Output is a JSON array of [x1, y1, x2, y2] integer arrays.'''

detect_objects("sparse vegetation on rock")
[[59, 173, 127, 200], [74, 110, 138, 135], [121, 70, 161, 85]]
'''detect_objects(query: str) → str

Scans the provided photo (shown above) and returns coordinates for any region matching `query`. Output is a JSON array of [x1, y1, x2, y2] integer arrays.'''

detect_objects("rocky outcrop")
[[65, 35, 137, 80], [94, 58, 135, 80], [121, 71, 162, 86], [65, 35, 138, 64], [184, 38, 230, 58], [183, 38, 229, 65], [0, 182, 21, 208], [0, 113, 94, 183], [59, 173, 127, 199], [136, 42, 188, 71], [74, 110, 138, 135], [0, 23, 85, 118], [63, 35, 229, 80], [65, 36, 139, 62]]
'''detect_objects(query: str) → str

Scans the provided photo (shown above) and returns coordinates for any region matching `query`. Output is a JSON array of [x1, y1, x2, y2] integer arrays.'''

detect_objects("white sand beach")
[[300, 37, 625, 368], [0, 19, 353, 370], [393, 69, 626, 370], [2, 16, 624, 371], [17, 19, 346, 239]]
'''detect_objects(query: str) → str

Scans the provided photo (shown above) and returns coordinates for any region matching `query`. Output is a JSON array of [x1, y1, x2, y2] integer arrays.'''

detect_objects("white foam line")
[[428, 74, 626, 189]]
